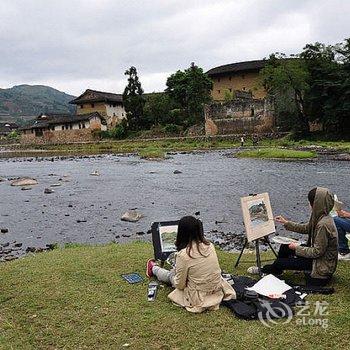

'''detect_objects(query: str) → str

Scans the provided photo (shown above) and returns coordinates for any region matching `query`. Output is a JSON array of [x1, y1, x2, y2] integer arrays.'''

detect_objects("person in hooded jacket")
[[248, 187, 338, 286], [146, 216, 236, 313]]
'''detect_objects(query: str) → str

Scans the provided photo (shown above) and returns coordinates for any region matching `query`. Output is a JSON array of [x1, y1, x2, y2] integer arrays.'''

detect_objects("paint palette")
[[272, 236, 299, 245], [121, 273, 144, 284]]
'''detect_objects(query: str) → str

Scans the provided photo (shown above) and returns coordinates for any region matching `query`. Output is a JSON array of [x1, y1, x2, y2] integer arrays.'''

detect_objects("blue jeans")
[[334, 217, 350, 254]]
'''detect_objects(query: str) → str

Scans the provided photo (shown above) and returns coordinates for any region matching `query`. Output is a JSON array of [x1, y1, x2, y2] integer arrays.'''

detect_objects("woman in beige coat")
[[146, 216, 236, 313]]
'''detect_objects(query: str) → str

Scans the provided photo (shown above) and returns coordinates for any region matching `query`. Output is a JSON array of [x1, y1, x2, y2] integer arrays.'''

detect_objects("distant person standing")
[[240, 137, 244, 147]]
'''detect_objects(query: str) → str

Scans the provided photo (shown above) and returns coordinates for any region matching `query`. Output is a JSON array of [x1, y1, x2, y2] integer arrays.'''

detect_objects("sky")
[[0, 0, 349, 96]]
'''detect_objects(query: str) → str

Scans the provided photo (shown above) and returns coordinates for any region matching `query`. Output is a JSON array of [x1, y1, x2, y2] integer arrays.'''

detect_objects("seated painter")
[[146, 216, 236, 313], [334, 208, 350, 260], [248, 187, 338, 286]]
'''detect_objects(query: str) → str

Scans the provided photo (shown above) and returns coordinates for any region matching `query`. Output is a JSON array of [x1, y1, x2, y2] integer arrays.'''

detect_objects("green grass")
[[138, 146, 166, 159], [236, 148, 317, 159], [0, 242, 349, 349]]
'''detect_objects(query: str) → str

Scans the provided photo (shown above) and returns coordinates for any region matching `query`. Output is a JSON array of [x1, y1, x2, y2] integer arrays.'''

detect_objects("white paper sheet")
[[246, 274, 292, 297]]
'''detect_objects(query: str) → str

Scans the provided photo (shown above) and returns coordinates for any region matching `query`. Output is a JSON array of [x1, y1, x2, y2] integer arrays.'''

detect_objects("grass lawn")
[[236, 148, 317, 159], [0, 242, 349, 350]]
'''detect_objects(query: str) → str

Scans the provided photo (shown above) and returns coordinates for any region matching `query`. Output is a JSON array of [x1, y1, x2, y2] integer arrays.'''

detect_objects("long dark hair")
[[175, 216, 210, 258]]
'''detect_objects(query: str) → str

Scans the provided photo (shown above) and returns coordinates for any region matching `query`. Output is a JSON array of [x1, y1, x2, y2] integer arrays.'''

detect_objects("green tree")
[[143, 93, 177, 127], [122, 66, 145, 130], [165, 63, 213, 126], [260, 54, 310, 134], [300, 40, 350, 134]]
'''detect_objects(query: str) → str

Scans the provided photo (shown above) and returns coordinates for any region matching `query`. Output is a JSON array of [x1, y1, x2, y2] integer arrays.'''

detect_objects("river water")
[[0, 151, 349, 257]]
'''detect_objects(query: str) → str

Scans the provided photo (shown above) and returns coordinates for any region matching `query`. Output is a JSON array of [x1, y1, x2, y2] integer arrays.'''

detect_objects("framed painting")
[[241, 192, 275, 242]]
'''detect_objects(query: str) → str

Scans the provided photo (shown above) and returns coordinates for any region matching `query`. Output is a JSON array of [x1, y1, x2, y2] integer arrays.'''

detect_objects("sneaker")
[[338, 253, 350, 261], [247, 266, 260, 275], [146, 259, 156, 278]]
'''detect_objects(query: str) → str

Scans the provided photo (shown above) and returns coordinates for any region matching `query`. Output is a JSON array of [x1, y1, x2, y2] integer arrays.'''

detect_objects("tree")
[[165, 63, 213, 126], [143, 93, 177, 127], [300, 40, 350, 134], [260, 54, 311, 134], [122, 66, 145, 130]]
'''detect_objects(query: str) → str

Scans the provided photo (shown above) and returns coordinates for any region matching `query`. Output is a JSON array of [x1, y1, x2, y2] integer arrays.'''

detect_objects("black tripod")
[[234, 235, 278, 276]]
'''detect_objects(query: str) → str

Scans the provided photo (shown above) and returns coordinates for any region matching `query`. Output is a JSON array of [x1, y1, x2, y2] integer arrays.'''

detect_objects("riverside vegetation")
[[0, 242, 349, 349], [3, 134, 350, 159]]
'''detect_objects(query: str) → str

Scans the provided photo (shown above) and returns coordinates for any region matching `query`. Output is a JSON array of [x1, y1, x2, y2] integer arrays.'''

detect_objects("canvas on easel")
[[235, 192, 277, 275], [241, 192, 275, 242]]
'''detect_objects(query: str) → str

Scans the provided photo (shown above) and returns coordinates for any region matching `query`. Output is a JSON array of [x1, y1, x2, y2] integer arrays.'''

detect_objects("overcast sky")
[[0, 0, 349, 96]]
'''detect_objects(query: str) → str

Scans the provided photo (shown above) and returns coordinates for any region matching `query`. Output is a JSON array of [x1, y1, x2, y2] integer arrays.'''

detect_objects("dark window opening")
[[82, 123, 86, 129], [243, 87, 246, 90], [251, 108, 255, 116], [80, 105, 84, 109], [229, 88, 232, 92], [35, 129, 43, 137], [217, 90, 221, 94], [70, 124, 73, 130], [61, 126, 64, 130], [229, 76, 232, 81], [91, 103, 95, 108]]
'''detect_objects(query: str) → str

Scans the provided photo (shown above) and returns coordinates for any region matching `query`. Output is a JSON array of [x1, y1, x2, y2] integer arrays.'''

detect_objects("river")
[[0, 150, 349, 259]]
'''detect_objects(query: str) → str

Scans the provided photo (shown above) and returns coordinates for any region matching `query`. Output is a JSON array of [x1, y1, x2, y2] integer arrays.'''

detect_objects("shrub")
[[163, 124, 181, 134]]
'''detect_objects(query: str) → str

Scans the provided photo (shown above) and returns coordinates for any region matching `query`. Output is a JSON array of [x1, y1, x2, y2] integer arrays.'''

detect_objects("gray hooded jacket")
[[284, 187, 338, 279]]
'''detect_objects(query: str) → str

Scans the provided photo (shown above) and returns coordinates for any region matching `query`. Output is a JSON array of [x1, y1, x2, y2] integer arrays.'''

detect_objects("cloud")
[[0, 0, 349, 95]]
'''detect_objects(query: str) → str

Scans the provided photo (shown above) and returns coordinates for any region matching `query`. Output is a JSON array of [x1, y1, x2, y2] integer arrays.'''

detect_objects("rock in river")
[[11, 178, 38, 187], [121, 210, 143, 223], [173, 170, 182, 174], [44, 188, 54, 194], [1, 228, 9, 234]]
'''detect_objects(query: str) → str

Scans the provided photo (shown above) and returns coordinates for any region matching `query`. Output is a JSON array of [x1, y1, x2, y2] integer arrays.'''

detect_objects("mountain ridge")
[[0, 84, 76, 122]]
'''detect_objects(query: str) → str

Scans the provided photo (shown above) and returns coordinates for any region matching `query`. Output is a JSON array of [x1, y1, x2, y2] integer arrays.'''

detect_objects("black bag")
[[221, 300, 257, 320]]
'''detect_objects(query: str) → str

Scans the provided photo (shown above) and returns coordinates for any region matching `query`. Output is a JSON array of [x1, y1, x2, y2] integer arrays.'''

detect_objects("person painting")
[[146, 216, 235, 313], [334, 208, 350, 260], [248, 187, 338, 286]]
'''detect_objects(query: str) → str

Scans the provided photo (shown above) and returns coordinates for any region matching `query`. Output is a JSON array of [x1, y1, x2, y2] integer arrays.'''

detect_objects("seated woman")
[[248, 187, 338, 286], [146, 216, 236, 313]]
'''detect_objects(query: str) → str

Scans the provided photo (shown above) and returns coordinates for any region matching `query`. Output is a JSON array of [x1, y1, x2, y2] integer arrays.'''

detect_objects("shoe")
[[146, 259, 156, 278], [247, 266, 260, 275], [338, 253, 350, 261]]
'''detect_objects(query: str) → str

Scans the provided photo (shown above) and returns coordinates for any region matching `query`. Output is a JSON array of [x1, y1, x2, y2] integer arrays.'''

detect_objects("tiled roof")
[[70, 89, 123, 104], [206, 60, 267, 76], [0, 122, 19, 134], [20, 112, 103, 130]]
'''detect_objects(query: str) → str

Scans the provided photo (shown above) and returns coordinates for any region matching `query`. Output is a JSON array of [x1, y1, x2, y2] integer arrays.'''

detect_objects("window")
[[113, 103, 117, 107], [62, 126, 64, 130], [229, 76, 232, 81], [243, 87, 246, 90], [82, 123, 86, 129], [91, 103, 95, 108], [80, 104, 84, 109], [217, 78, 220, 82], [251, 108, 255, 116], [217, 90, 221, 94], [78, 124, 81, 129], [35, 129, 43, 137], [70, 124, 73, 130], [229, 88, 232, 92]]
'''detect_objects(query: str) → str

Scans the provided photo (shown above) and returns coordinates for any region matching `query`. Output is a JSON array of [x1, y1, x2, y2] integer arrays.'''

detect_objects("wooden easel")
[[234, 235, 278, 276]]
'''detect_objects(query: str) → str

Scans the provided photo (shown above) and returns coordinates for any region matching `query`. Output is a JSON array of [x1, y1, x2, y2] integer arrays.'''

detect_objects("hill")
[[0, 84, 76, 123]]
